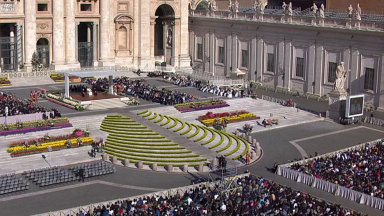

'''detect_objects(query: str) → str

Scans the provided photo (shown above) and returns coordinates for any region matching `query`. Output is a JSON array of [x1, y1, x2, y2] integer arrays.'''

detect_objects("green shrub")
[[160, 116, 171, 126], [148, 113, 158, 120], [224, 136, 241, 157], [142, 111, 152, 118], [173, 120, 185, 132], [187, 124, 200, 139], [137, 110, 148, 115], [208, 131, 226, 149], [105, 151, 207, 163], [180, 122, 193, 135], [232, 137, 250, 160], [105, 147, 197, 157], [154, 114, 164, 123], [194, 126, 208, 142], [217, 132, 234, 153], [106, 138, 177, 146], [202, 128, 216, 145], [167, 117, 178, 129], [106, 141, 185, 150]]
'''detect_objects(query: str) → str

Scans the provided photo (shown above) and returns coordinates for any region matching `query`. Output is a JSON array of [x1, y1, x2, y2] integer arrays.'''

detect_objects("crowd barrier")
[[261, 95, 295, 107], [0, 112, 53, 125], [277, 139, 384, 210], [362, 116, 384, 126], [174, 71, 245, 86], [33, 173, 250, 216]]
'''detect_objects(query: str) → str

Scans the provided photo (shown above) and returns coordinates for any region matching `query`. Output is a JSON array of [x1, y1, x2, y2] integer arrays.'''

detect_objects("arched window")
[[118, 26, 127, 49]]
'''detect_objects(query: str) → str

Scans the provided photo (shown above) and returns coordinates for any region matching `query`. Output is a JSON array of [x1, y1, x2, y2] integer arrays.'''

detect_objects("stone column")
[[314, 43, 324, 95], [10, 26, 14, 68], [65, 0, 80, 68], [283, 40, 292, 90], [204, 32, 209, 72], [171, 23, 176, 66], [51, 0, 65, 70], [178, 0, 192, 68], [231, 33, 238, 73], [99, 0, 114, 66], [349, 47, 359, 94], [250, 37, 257, 81], [75, 22, 79, 61], [163, 22, 168, 63], [138, 0, 151, 67], [226, 34, 232, 76], [256, 36, 264, 82], [64, 74, 70, 98], [189, 31, 195, 63], [306, 43, 316, 93], [24, 0, 36, 69], [150, 20, 156, 58], [92, 22, 98, 66], [209, 31, 215, 74], [16, 23, 23, 71], [277, 39, 285, 87], [109, 75, 113, 94], [378, 53, 384, 110]]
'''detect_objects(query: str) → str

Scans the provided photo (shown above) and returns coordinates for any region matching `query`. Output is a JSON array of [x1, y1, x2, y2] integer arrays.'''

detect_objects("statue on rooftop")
[[287, 2, 293, 16], [355, 3, 361, 21], [190, 0, 196, 10], [348, 4, 353, 18], [228, 0, 233, 12], [319, 4, 325, 18], [311, 3, 318, 17], [234, 0, 239, 13], [282, 2, 287, 15], [211, 0, 217, 11]]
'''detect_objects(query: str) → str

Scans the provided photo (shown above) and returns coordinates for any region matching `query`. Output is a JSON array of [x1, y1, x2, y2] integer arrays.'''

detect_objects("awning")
[[57, 70, 132, 78]]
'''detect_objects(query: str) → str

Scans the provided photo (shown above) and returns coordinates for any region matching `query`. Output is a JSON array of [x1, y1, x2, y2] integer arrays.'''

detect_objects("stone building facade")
[[189, 1, 384, 109], [0, 0, 190, 72]]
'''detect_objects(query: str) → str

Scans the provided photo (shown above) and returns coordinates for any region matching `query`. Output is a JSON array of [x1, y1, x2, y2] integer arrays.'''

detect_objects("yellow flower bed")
[[7, 137, 93, 153], [201, 113, 257, 125], [0, 84, 12, 87]]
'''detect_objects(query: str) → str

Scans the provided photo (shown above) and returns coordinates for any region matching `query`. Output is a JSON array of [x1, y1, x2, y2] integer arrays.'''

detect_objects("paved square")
[[138, 98, 322, 133]]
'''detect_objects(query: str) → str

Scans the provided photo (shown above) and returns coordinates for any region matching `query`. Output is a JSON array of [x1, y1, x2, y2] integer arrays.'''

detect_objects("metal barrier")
[[32, 173, 250, 216]]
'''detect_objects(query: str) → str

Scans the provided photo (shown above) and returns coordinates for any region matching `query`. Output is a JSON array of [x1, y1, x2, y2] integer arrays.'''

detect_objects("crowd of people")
[[290, 139, 384, 199], [0, 91, 49, 117], [85, 77, 198, 105], [85, 174, 365, 216], [161, 74, 252, 98]]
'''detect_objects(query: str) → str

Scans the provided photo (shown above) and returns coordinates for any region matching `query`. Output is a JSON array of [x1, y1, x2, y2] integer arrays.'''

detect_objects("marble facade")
[[0, 0, 191, 71]]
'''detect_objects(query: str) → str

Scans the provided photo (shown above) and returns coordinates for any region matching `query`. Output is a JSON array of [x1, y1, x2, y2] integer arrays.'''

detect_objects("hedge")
[[224, 136, 241, 157], [142, 111, 152, 118], [106, 114, 122, 117], [160, 116, 171, 126], [102, 122, 141, 126], [148, 113, 158, 121], [109, 135, 168, 140], [104, 147, 197, 158], [137, 110, 148, 115], [101, 127, 152, 133], [108, 137, 171, 143], [202, 128, 217, 145], [187, 124, 200, 139], [232, 137, 250, 160], [154, 114, 164, 123], [106, 138, 178, 146], [167, 117, 178, 129], [104, 151, 207, 163], [112, 158, 209, 167], [101, 124, 148, 129], [106, 141, 185, 150], [208, 131, 226, 149], [173, 120, 185, 132], [106, 132, 159, 136], [217, 132, 235, 153], [180, 122, 193, 135], [193, 126, 208, 142]]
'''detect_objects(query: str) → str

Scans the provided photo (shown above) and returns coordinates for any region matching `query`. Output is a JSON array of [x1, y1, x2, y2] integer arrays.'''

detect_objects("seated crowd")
[[86, 174, 364, 216], [290, 139, 384, 199], [85, 77, 197, 105], [162, 74, 252, 98], [0, 91, 49, 117]]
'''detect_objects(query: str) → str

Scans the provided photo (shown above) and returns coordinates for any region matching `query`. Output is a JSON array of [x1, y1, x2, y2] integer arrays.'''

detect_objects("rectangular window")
[[328, 62, 338, 83], [37, 3, 48, 12], [80, 4, 92, 12], [197, 44, 203, 60], [267, 53, 275, 72], [218, 46, 225, 64], [241, 50, 248, 68], [364, 67, 375, 90], [296, 57, 305, 78]]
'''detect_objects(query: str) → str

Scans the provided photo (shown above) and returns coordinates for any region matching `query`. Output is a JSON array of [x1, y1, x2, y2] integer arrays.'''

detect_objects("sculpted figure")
[[311, 3, 318, 17], [319, 4, 325, 18], [333, 62, 349, 92]]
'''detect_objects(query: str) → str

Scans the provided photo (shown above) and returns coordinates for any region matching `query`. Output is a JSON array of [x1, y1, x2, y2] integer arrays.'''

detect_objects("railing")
[[190, 9, 384, 32], [32, 173, 251, 216]]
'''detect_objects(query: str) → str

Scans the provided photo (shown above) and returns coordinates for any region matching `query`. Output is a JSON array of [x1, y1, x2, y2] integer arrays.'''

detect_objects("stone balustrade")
[[190, 10, 384, 32]]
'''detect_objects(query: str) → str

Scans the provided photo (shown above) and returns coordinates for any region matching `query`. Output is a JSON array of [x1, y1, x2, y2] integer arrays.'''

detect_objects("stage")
[[70, 92, 122, 101]]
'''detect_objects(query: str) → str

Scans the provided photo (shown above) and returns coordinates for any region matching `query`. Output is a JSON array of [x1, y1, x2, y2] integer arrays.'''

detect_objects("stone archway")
[[36, 38, 50, 68], [154, 4, 175, 65]]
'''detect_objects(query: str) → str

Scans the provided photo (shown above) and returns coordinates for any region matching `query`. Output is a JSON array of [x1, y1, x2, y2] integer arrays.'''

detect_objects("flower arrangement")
[[198, 111, 260, 126], [174, 99, 229, 113], [7, 136, 93, 157], [0, 76, 11, 87], [285, 99, 294, 107], [0, 118, 72, 135], [46, 93, 85, 111]]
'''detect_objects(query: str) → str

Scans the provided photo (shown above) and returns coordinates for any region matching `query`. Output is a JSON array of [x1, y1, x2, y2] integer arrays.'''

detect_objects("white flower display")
[[47, 93, 80, 107]]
